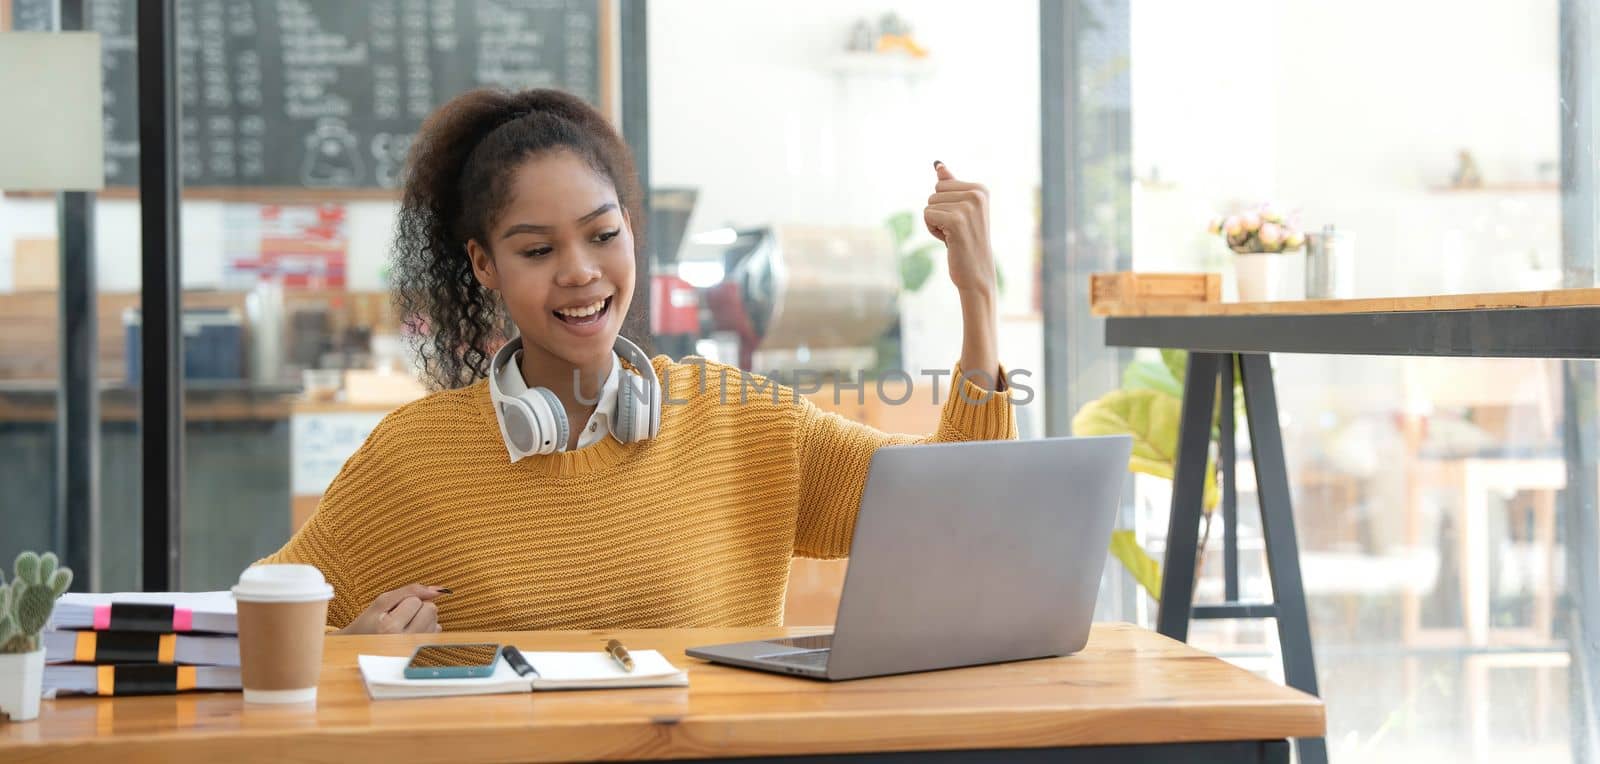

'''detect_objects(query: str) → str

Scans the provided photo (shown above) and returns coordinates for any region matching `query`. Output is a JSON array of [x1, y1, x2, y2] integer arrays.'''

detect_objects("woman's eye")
[[595, 229, 620, 243], [522, 246, 553, 258]]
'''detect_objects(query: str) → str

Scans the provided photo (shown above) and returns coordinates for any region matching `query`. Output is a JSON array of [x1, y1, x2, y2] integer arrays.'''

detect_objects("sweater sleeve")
[[257, 415, 398, 630], [792, 364, 1018, 559], [258, 509, 359, 630]]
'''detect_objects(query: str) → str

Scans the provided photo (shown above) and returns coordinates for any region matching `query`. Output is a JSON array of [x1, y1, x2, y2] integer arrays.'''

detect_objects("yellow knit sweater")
[[263, 357, 1017, 630]]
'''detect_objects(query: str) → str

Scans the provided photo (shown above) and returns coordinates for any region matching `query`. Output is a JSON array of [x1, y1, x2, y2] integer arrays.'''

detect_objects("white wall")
[[0, 197, 57, 292], [1130, 0, 1561, 296], [651, 1, 1039, 260], [649, 0, 1043, 380], [1130, 0, 1561, 408]]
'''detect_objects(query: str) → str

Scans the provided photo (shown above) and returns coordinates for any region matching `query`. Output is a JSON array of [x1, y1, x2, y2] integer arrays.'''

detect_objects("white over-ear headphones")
[[488, 335, 661, 460]]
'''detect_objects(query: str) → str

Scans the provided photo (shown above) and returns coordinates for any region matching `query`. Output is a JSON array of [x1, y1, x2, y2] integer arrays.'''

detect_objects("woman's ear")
[[466, 239, 499, 290]]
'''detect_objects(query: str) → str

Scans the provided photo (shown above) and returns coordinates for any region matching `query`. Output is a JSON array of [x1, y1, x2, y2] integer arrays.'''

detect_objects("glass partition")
[[1124, 2, 1589, 759]]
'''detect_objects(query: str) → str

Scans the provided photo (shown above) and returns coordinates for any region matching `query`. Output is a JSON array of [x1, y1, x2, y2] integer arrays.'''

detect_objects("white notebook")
[[358, 649, 688, 699]]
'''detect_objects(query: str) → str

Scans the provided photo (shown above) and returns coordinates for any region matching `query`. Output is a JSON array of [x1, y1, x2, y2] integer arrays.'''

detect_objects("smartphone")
[[403, 642, 502, 679]]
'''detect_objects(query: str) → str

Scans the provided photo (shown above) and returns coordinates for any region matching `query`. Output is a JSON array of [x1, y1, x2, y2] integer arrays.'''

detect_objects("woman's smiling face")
[[467, 149, 635, 375]]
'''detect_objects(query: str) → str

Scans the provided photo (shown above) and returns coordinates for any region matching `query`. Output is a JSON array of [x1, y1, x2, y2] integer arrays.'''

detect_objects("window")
[[1122, 1, 1591, 759]]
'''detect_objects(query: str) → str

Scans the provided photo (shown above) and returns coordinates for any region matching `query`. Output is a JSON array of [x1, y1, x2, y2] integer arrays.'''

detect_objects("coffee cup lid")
[[232, 564, 334, 603]]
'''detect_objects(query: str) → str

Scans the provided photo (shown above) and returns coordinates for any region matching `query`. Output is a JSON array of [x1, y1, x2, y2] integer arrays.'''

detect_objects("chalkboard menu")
[[13, 0, 603, 191]]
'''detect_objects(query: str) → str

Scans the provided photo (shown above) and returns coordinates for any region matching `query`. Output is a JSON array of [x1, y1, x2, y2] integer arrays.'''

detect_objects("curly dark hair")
[[392, 88, 649, 390]]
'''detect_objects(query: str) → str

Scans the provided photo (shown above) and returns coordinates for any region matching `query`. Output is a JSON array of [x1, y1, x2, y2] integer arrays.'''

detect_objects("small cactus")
[[2, 552, 73, 654], [37, 553, 56, 586], [0, 576, 15, 650], [13, 553, 37, 586], [0, 615, 17, 653]]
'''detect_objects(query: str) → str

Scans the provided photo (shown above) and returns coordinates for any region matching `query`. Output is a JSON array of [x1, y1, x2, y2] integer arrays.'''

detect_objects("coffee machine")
[[645, 187, 900, 374], [701, 225, 899, 375]]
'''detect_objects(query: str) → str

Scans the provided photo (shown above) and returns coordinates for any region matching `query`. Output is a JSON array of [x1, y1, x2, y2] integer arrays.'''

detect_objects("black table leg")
[[1156, 352, 1223, 642], [1154, 352, 1325, 762], [1239, 353, 1326, 764], [1222, 355, 1240, 602]]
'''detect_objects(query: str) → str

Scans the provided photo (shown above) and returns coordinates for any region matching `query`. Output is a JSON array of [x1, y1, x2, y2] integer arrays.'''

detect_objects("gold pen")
[[605, 639, 634, 672]]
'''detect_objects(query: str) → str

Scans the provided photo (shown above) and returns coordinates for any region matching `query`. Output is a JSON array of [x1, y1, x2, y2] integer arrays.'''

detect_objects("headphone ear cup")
[[615, 372, 635, 444], [638, 371, 658, 442], [624, 370, 649, 437], [608, 337, 662, 444], [529, 386, 569, 453], [499, 399, 539, 455], [635, 373, 654, 442], [645, 369, 661, 439]]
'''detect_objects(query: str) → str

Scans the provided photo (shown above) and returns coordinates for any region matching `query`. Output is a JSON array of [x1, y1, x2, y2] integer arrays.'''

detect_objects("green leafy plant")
[[885, 211, 1005, 294], [1072, 350, 1233, 603], [887, 211, 939, 293], [0, 552, 73, 653]]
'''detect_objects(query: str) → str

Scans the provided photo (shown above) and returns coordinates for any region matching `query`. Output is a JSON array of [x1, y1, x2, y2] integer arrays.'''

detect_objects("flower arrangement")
[[1207, 204, 1306, 254]]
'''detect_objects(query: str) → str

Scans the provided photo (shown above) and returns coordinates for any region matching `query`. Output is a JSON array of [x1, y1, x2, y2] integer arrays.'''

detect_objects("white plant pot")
[[0, 649, 45, 722], [1234, 252, 1304, 302]]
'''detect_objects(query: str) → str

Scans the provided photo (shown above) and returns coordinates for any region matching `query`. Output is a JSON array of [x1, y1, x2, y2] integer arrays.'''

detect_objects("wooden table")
[[1097, 286, 1600, 764], [1092, 286, 1600, 318], [0, 624, 1322, 763]]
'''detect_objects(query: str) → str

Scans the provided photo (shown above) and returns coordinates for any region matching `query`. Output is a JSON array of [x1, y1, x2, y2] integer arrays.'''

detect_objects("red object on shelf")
[[651, 274, 700, 336], [702, 280, 759, 370]]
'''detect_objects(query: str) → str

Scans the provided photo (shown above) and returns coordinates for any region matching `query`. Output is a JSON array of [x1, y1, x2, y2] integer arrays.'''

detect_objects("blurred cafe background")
[[2, 1, 1597, 760]]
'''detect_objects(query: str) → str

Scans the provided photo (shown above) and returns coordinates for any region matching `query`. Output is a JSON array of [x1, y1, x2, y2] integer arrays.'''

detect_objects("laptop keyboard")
[[763, 634, 834, 650], [762, 649, 831, 669]]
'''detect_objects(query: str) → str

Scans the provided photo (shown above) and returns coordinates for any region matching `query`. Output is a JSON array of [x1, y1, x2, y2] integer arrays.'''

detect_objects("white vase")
[[0, 649, 45, 722], [1234, 252, 1305, 302]]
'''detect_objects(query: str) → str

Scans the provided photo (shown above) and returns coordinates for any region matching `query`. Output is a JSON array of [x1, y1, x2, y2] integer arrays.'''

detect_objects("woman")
[[263, 87, 1016, 634]]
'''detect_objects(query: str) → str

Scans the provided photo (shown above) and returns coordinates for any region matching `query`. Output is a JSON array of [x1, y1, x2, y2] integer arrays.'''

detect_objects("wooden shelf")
[[826, 52, 938, 78], [1093, 286, 1600, 318], [1427, 182, 1559, 194]]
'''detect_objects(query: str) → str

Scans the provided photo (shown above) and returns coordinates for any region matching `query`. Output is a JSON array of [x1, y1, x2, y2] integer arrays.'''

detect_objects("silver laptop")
[[686, 435, 1132, 680]]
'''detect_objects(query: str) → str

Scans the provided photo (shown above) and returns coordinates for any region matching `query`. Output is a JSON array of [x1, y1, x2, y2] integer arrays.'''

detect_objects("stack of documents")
[[43, 591, 241, 697]]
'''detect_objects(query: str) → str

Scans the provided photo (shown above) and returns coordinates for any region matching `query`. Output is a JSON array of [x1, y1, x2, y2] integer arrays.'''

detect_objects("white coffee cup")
[[231, 564, 334, 704]]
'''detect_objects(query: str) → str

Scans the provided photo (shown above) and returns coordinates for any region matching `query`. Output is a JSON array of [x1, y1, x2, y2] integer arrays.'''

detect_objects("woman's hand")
[[924, 161, 997, 299], [923, 161, 1001, 390], [336, 584, 448, 635]]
